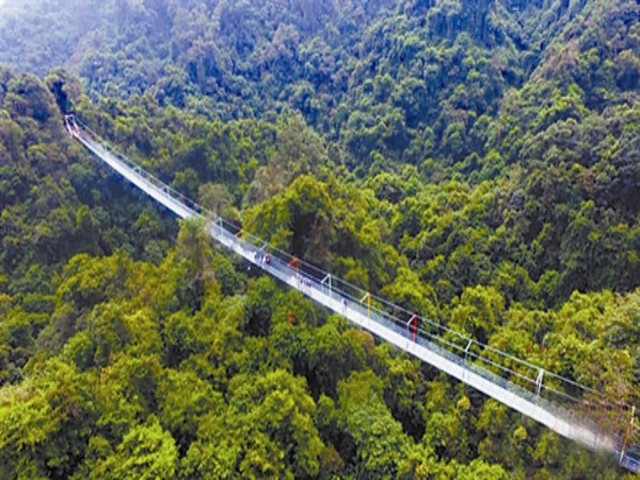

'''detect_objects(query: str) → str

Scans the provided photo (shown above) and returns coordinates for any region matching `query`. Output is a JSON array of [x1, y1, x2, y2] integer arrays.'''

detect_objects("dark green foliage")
[[1, 0, 640, 478]]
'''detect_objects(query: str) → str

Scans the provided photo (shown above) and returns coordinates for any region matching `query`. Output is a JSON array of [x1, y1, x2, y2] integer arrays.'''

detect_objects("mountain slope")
[[1, 0, 640, 478]]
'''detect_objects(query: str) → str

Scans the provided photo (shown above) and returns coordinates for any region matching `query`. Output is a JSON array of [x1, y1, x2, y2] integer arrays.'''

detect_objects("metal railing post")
[[535, 369, 544, 396], [464, 339, 473, 363], [321, 274, 332, 296]]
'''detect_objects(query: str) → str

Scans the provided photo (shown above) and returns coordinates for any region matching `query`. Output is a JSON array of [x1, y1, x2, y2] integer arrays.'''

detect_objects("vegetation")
[[1, 0, 640, 478]]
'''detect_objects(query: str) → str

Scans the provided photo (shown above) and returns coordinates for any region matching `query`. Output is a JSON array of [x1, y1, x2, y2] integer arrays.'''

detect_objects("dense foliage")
[[1, 0, 640, 478]]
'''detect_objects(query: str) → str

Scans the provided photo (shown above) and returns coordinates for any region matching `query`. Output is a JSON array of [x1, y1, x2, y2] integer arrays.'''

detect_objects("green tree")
[[88, 419, 178, 480], [336, 369, 413, 477]]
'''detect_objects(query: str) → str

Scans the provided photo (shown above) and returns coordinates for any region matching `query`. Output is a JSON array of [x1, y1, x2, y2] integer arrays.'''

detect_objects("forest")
[[1, 0, 640, 478]]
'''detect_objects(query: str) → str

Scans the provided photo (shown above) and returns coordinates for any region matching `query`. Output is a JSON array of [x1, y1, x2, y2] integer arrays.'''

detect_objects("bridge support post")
[[535, 369, 544, 396], [406, 314, 418, 342], [360, 293, 371, 318], [464, 339, 473, 363], [620, 405, 636, 465], [321, 275, 332, 296]]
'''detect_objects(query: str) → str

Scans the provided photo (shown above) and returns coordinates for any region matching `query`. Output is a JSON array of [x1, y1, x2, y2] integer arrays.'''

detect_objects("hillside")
[[1, 0, 640, 478]]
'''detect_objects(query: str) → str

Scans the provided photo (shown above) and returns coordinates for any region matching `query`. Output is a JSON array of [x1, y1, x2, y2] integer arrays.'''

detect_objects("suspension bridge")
[[65, 115, 639, 472]]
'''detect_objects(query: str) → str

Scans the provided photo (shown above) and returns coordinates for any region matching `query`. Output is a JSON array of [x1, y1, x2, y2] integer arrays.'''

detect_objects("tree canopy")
[[1, 0, 640, 477]]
